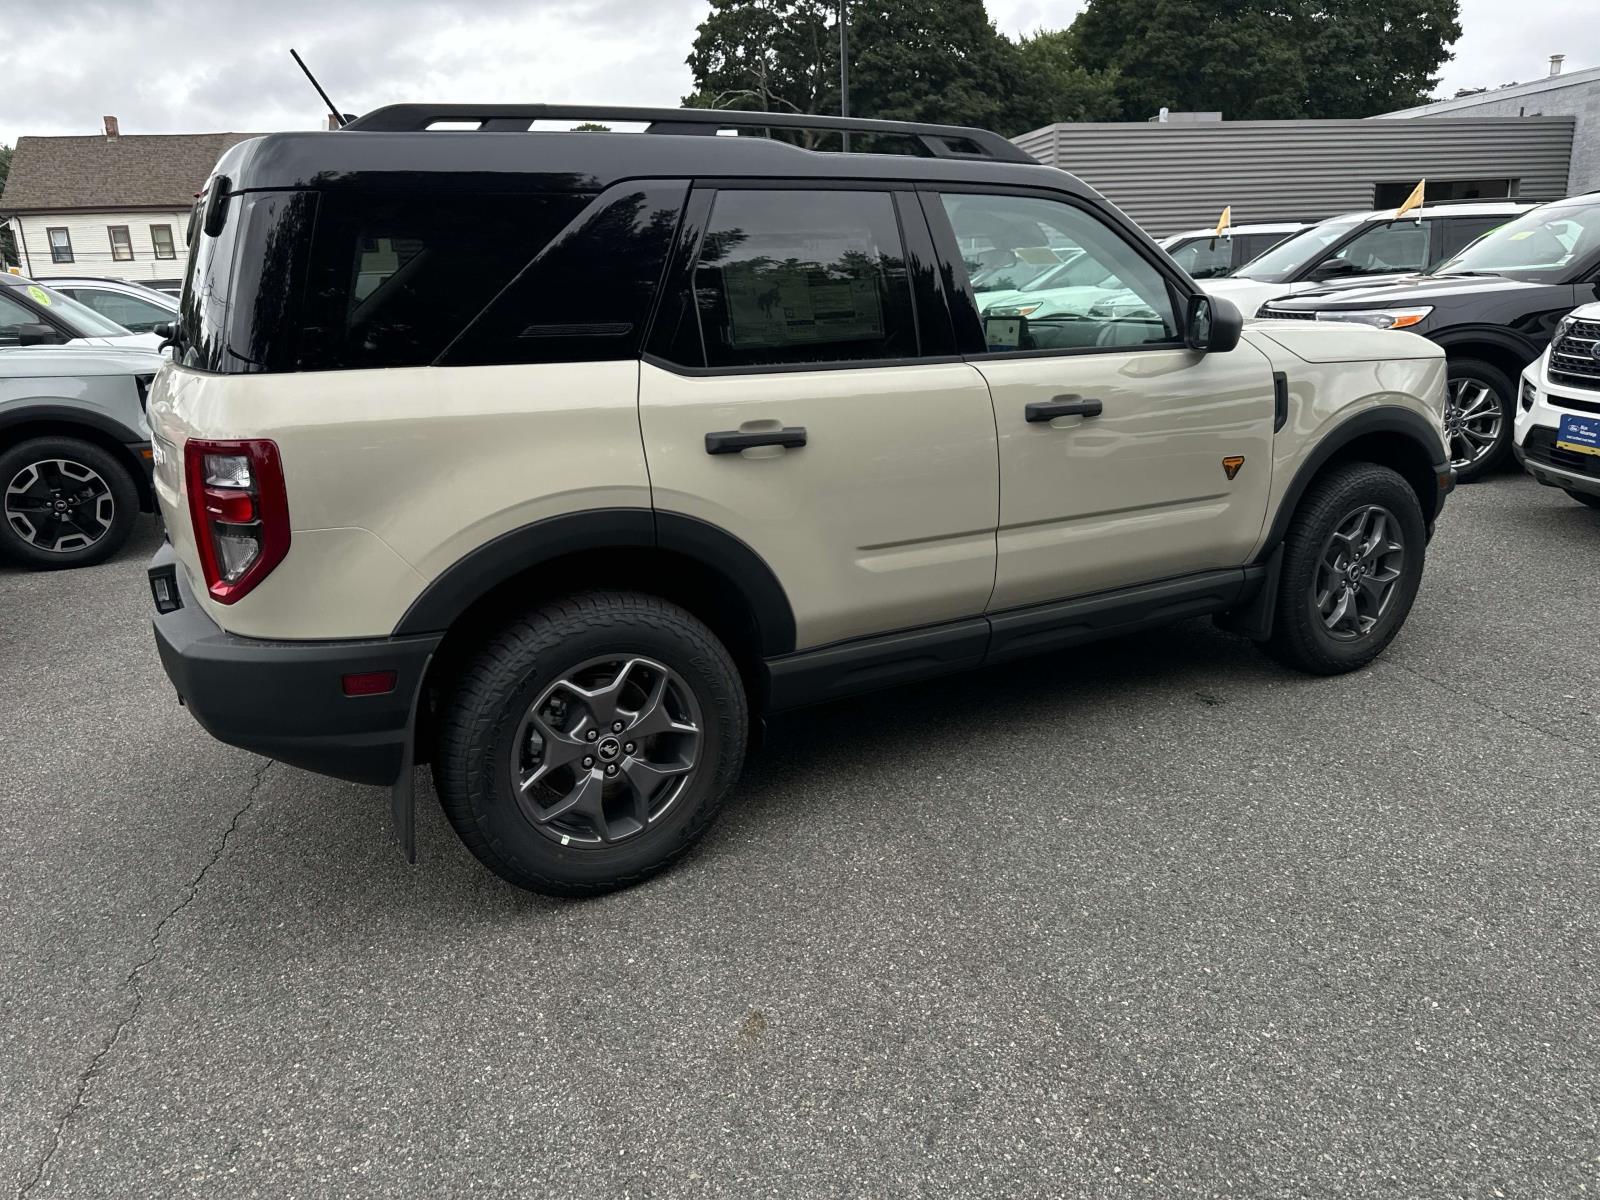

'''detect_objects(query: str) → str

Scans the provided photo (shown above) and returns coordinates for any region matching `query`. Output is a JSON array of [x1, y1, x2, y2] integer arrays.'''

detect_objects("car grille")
[[1548, 318, 1600, 389], [1257, 305, 1316, 320], [1522, 426, 1600, 480]]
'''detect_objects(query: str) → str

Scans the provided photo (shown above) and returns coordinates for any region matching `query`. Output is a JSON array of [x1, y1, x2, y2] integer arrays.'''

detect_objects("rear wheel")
[[1264, 462, 1427, 675], [1443, 358, 1514, 482], [0, 436, 138, 569], [433, 591, 748, 896], [1565, 488, 1600, 511]]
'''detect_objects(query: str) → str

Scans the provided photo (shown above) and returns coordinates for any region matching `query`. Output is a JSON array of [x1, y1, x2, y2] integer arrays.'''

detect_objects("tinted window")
[[941, 193, 1179, 353], [0, 293, 40, 345], [1167, 237, 1232, 279], [1433, 198, 1600, 280], [691, 190, 917, 368], [297, 190, 587, 371], [1439, 216, 1507, 260], [1314, 221, 1431, 278], [1235, 232, 1292, 263], [442, 182, 687, 366], [62, 289, 172, 333]]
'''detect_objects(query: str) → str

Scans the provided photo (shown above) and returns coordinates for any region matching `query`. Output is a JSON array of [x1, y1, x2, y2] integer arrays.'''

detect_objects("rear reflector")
[[342, 671, 398, 697]]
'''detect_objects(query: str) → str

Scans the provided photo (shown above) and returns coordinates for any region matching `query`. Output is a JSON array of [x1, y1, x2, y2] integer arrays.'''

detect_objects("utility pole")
[[839, 0, 850, 151]]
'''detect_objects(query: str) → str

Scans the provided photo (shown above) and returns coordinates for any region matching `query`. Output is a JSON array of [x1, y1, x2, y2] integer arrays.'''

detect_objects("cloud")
[[0, 0, 1584, 144]]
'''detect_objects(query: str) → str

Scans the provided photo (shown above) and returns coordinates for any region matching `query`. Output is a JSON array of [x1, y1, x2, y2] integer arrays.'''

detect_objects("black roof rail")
[[340, 104, 1037, 164]]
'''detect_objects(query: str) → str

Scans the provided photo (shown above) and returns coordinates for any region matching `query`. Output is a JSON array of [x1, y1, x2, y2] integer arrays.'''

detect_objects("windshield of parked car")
[[2, 280, 132, 337], [1431, 199, 1600, 280], [1231, 215, 1367, 283]]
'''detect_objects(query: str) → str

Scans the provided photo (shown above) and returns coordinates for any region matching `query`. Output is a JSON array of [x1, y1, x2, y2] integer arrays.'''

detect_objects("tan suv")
[[145, 106, 1454, 896]]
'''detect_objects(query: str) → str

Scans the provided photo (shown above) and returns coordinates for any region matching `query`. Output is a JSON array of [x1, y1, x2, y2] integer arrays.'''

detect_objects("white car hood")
[[68, 332, 164, 351], [1199, 277, 1318, 317]]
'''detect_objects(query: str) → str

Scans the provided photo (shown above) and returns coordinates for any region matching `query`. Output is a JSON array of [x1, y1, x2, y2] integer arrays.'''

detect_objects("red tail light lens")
[[184, 438, 290, 603]]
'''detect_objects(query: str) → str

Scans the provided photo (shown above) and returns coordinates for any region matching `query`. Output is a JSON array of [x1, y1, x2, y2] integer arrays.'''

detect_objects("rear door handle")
[[705, 427, 808, 455], [1025, 396, 1103, 423]]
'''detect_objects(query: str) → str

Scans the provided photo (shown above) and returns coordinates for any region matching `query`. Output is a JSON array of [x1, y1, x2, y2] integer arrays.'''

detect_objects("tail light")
[[184, 438, 290, 603]]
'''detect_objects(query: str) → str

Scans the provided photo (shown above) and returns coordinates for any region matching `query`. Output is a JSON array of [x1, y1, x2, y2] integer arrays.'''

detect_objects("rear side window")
[[296, 191, 587, 372], [441, 182, 688, 367], [690, 189, 917, 368]]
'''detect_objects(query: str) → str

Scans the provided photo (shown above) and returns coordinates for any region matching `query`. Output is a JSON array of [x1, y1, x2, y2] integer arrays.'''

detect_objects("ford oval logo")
[[1591, 341, 1600, 362]]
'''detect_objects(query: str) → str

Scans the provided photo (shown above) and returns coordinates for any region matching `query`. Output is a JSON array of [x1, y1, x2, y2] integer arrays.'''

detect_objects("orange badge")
[[1222, 455, 1245, 480]]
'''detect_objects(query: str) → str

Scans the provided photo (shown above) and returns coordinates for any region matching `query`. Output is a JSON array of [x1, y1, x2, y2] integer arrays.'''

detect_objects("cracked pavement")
[[1, 472, 1597, 1198]]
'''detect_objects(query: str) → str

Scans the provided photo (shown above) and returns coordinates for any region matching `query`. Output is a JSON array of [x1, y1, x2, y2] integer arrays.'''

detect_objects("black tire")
[[1444, 357, 1515, 483], [0, 436, 139, 570], [1565, 488, 1600, 511], [433, 591, 748, 896], [1263, 462, 1427, 676]]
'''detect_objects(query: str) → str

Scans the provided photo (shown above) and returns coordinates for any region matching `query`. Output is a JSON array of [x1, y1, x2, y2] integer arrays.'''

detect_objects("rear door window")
[[1439, 216, 1507, 261], [1314, 221, 1432, 279]]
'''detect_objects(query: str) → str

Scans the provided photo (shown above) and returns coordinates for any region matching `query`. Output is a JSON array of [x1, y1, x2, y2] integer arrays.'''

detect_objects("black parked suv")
[[1259, 192, 1600, 481]]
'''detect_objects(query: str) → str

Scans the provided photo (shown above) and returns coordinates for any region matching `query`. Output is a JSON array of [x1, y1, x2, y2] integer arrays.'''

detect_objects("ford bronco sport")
[[145, 105, 1454, 896]]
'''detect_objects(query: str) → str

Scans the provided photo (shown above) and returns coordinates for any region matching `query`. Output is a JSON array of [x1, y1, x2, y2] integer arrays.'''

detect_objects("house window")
[[150, 224, 176, 260], [108, 226, 134, 262], [1372, 178, 1517, 208], [47, 228, 74, 264]]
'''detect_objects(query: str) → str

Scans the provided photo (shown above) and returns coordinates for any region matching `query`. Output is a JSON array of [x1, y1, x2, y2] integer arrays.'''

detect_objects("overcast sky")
[[0, 0, 1583, 145]]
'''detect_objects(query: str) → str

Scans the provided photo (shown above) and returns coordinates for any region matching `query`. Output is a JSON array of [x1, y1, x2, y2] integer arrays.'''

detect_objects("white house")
[[1, 118, 261, 289]]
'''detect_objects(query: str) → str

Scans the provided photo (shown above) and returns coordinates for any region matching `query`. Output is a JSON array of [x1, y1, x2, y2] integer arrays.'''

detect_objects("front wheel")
[[433, 591, 748, 896], [1263, 462, 1427, 675], [1443, 359, 1514, 482], [0, 436, 139, 569]]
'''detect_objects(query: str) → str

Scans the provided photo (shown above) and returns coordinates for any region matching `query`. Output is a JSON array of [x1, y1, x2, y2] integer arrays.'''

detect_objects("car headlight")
[[1313, 306, 1433, 330], [986, 303, 1042, 318]]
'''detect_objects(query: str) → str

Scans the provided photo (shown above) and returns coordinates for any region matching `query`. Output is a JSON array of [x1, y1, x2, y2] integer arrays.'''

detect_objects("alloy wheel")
[[1443, 378, 1504, 472], [1313, 504, 1406, 641], [509, 655, 702, 846], [3, 458, 116, 553]]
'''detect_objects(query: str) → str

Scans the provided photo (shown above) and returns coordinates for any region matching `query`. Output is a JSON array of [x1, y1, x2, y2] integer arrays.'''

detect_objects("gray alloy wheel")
[[3, 457, 117, 553], [1443, 376, 1505, 475], [509, 654, 703, 846], [1313, 503, 1406, 641]]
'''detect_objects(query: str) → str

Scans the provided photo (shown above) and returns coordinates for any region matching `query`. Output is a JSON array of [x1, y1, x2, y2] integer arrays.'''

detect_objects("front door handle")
[[705, 426, 808, 455], [1025, 396, 1103, 423]]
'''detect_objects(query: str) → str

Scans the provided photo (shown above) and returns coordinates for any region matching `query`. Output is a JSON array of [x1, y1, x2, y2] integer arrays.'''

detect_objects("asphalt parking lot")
[[2, 472, 1597, 1198]]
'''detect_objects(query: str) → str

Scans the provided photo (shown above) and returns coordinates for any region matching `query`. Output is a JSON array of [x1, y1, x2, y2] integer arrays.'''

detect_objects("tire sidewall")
[[1290, 467, 1427, 670], [0, 436, 138, 569], [1446, 357, 1514, 482], [461, 611, 745, 891]]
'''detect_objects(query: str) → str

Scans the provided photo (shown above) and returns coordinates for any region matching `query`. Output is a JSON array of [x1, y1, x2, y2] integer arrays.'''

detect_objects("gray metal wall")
[[1012, 117, 1575, 236]]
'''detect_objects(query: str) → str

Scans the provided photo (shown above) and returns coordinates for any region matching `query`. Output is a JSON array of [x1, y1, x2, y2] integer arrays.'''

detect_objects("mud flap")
[[1214, 544, 1283, 643], [389, 656, 431, 864]]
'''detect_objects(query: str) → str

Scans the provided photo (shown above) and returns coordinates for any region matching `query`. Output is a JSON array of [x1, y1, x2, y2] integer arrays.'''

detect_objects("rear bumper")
[[148, 543, 440, 785]]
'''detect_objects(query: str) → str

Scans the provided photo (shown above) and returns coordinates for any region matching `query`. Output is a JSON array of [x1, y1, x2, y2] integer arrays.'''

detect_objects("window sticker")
[[723, 260, 884, 349], [27, 286, 51, 306], [985, 317, 1022, 351], [1508, 231, 1535, 241], [1014, 246, 1060, 266]]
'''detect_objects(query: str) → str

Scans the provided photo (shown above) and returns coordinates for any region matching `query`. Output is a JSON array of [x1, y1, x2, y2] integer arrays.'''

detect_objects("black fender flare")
[[1258, 405, 1449, 557], [1430, 325, 1541, 368], [390, 507, 798, 656], [0, 402, 153, 509]]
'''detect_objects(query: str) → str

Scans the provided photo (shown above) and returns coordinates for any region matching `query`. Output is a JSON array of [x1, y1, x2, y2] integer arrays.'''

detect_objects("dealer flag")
[[1396, 179, 1426, 220], [1214, 206, 1232, 237]]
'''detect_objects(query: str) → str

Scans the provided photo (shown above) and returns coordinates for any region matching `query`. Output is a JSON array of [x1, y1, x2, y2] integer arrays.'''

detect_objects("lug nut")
[[605, 764, 618, 776], [623, 743, 635, 754], [612, 721, 624, 732], [586, 729, 598, 741], [583, 757, 594, 768]]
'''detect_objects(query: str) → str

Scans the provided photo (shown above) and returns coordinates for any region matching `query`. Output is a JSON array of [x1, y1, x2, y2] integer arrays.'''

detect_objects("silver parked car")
[[0, 345, 162, 568], [38, 276, 180, 335]]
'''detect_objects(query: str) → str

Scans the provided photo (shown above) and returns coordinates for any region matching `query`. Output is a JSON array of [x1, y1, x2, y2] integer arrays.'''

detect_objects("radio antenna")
[[291, 48, 346, 128]]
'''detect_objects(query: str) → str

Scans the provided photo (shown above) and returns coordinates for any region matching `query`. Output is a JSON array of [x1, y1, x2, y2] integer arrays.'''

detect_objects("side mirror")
[[1185, 294, 1242, 354], [17, 322, 64, 347], [1311, 258, 1358, 280]]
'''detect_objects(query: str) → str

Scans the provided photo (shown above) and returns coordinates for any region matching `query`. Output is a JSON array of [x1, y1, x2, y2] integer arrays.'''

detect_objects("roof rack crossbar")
[[341, 104, 1036, 164]]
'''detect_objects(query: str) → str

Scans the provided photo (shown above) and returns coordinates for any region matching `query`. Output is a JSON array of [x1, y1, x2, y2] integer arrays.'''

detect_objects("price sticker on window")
[[27, 286, 51, 305]]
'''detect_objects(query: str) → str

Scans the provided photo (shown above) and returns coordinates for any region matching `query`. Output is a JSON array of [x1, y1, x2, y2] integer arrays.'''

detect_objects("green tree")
[[848, 0, 1028, 131], [1072, 0, 1460, 120], [0, 144, 15, 267], [1013, 29, 1122, 126], [683, 0, 837, 118]]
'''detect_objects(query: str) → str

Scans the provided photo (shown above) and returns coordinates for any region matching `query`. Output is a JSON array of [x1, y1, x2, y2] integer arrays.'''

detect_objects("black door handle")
[[705, 426, 808, 455], [1025, 396, 1103, 423]]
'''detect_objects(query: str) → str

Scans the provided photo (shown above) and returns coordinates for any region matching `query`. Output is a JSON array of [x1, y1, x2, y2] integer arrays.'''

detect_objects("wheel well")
[[1325, 432, 1436, 518], [1442, 341, 1527, 388], [0, 418, 153, 512], [417, 546, 769, 752]]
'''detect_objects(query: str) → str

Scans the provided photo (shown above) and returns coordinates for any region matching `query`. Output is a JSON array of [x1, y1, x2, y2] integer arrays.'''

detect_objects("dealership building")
[[1014, 60, 1600, 236]]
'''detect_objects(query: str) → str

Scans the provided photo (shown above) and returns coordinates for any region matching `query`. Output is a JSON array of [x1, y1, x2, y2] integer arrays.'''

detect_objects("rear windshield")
[[173, 178, 685, 374]]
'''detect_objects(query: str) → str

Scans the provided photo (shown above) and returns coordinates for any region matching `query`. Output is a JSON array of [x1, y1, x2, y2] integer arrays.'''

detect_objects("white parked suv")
[[1202, 201, 1532, 317], [144, 105, 1455, 896], [1515, 302, 1600, 508]]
